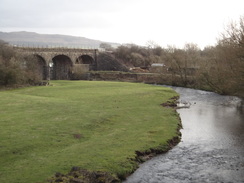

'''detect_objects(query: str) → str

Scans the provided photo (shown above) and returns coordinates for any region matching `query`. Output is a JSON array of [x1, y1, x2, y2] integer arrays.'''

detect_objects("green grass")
[[0, 80, 179, 183]]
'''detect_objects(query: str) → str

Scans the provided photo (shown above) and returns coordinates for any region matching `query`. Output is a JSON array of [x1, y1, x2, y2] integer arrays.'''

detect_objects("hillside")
[[0, 31, 120, 48]]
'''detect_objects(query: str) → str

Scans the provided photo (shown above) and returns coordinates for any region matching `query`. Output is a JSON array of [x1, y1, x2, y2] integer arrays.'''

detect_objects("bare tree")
[[200, 16, 244, 95], [0, 40, 42, 87]]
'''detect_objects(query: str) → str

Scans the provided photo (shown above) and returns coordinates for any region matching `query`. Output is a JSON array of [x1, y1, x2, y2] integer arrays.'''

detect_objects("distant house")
[[151, 63, 165, 67], [150, 63, 167, 73]]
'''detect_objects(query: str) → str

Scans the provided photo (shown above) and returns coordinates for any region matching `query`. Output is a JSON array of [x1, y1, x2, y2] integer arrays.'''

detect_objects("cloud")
[[1, 0, 244, 48]]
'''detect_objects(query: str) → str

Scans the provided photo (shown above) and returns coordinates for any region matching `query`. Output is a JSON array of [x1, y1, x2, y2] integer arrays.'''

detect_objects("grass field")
[[0, 80, 180, 183]]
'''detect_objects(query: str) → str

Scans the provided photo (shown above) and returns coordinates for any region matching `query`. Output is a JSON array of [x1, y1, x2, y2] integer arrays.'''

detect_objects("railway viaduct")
[[14, 47, 98, 80]]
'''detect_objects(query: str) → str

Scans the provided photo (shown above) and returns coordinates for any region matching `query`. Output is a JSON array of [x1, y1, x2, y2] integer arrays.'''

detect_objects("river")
[[123, 87, 244, 183]]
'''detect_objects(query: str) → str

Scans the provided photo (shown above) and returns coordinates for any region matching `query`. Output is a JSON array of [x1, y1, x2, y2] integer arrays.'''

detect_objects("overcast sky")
[[1, 0, 244, 48]]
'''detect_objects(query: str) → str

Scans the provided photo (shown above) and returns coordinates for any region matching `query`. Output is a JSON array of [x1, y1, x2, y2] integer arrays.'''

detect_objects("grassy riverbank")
[[0, 81, 180, 183]]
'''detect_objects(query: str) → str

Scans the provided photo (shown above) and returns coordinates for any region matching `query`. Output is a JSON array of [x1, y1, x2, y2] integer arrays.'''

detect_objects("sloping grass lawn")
[[0, 81, 179, 183]]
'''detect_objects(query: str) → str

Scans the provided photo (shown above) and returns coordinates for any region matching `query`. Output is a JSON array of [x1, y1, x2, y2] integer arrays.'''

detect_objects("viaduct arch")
[[15, 47, 97, 80]]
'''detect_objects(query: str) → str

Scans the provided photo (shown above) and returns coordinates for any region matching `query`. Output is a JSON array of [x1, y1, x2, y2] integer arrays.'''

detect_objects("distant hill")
[[0, 31, 120, 48]]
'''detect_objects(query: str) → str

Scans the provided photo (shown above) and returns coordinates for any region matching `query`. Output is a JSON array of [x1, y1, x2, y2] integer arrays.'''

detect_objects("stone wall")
[[88, 72, 196, 87]]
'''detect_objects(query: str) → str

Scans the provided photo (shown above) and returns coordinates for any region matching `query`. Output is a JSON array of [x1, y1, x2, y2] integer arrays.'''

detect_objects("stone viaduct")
[[14, 47, 98, 80]]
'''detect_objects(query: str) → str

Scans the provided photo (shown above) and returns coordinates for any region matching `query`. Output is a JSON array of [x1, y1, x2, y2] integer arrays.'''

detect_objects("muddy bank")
[[133, 134, 181, 164], [48, 97, 182, 183], [48, 135, 181, 183], [48, 167, 120, 183]]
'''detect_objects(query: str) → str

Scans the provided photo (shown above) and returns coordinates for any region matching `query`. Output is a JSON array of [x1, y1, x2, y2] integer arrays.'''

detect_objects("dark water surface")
[[124, 87, 244, 183]]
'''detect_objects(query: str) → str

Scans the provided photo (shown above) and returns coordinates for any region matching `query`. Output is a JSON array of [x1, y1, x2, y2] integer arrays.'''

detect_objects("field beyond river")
[[0, 81, 180, 183]]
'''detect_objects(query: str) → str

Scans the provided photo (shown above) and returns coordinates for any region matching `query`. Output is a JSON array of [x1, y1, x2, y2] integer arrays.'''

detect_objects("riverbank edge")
[[48, 96, 182, 183], [86, 71, 244, 98], [122, 96, 182, 180]]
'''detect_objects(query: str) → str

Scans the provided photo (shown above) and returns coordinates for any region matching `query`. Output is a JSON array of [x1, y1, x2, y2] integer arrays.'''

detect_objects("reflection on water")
[[124, 87, 244, 183]]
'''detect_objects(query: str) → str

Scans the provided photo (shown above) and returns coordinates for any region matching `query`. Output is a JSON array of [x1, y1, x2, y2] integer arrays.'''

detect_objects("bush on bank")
[[0, 40, 42, 87]]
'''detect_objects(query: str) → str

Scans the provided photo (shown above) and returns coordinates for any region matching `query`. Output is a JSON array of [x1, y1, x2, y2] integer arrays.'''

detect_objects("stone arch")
[[51, 55, 73, 80], [34, 54, 48, 80], [76, 55, 95, 70], [76, 55, 94, 64]]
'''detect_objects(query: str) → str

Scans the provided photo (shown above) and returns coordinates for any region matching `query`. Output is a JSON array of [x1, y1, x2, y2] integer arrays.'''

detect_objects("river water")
[[123, 87, 244, 183]]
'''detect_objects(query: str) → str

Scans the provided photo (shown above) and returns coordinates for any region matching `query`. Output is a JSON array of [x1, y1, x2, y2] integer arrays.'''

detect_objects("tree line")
[[0, 40, 42, 87], [107, 16, 243, 97]]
